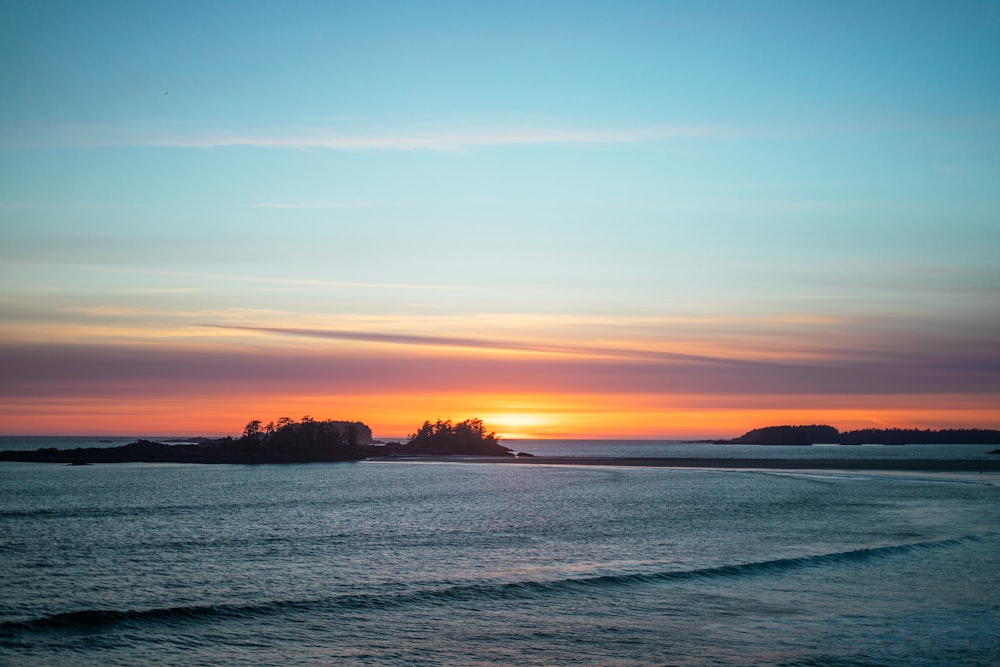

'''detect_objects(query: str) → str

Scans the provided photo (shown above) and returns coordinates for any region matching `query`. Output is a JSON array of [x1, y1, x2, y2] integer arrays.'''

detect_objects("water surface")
[[1, 447, 997, 665]]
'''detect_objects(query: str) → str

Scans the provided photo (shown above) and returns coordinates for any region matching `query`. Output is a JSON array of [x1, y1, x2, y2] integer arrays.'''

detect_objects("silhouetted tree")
[[242, 419, 262, 443], [235, 415, 371, 461]]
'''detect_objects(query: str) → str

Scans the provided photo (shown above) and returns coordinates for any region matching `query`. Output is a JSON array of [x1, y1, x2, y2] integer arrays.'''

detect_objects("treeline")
[[838, 428, 1000, 445], [0, 416, 516, 464], [236, 416, 372, 461], [237, 416, 512, 457], [723, 424, 1000, 445], [396, 418, 510, 455]]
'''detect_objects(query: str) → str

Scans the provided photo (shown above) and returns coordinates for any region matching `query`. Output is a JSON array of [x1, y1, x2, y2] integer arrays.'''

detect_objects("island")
[[374, 418, 512, 456], [0, 417, 514, 464], [715, 424, 1000, 446], [4, 420, 999, 471]]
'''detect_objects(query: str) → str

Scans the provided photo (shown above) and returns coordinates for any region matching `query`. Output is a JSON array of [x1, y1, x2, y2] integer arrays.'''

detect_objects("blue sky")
[[1, 1, 998, 436]]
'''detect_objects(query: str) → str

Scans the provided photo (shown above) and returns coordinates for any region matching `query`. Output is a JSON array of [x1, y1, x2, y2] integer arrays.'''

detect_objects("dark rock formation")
[[719, 424, 838, 445]]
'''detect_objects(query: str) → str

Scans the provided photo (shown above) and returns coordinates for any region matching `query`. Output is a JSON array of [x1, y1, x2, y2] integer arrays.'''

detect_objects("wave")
[[0, 597, 355, 640], [414, 534, 985, 602], [1, 534, 985, 638]]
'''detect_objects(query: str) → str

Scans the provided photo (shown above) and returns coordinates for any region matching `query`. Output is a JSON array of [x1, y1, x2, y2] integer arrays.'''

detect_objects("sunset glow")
[[1, 3, 998, 439]]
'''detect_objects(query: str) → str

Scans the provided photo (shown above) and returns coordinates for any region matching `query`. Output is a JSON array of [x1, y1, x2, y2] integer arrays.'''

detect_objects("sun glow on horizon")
[[477, 412, 554, 440], [2, 387, 997, 440]]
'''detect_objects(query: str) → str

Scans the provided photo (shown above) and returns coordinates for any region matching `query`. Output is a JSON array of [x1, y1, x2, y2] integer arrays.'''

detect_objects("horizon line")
[[3, 423, 998, 441]]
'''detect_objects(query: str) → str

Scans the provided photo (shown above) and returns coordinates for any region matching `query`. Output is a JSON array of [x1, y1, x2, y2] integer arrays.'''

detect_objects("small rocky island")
[[375, 418, 513, 456], [0, 417, 514, 464], [717, 424, 1000, 446]]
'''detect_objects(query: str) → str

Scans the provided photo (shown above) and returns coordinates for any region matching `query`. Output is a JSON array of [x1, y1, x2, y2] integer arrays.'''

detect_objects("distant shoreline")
[[714, 424, 1000, 446]]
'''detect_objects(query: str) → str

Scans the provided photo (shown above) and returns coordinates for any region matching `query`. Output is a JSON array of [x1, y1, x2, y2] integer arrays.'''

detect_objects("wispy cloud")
[[202, 324, 786, 367], [250, 201, 400, 209], [0, 201, 118, 209], [192, 323, 1000, 395], [158, 127, 711, 151], [4, 336, 999, 402], [63, 266, 477, 293], [3, 124, 717, 151]]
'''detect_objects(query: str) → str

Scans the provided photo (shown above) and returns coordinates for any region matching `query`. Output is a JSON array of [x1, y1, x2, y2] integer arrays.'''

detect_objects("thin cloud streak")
[[250, 201, 401, 209], [61, 266, 476, 293], [160, 127, 711, 151], [198, 324, 1000, 391], [4, 124, 717, 151], [202, 324, 760, 366]]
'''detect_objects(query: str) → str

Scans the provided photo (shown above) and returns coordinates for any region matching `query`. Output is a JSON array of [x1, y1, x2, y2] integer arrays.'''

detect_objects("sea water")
[[1, 444, 998, 666]]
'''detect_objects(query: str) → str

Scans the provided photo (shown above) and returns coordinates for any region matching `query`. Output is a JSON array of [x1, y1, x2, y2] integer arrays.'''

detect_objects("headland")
[[0, 417, 514, 464]]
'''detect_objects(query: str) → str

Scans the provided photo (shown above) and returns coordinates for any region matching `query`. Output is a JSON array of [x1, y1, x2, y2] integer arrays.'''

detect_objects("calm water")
[[509, 439, 1000, 460], [7, 435, 998, 461], [1, 441, 998, 666]]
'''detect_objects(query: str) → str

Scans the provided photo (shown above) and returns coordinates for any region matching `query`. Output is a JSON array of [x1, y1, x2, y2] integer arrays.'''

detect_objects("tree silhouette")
[[242, 420, 262, 442], [405, 418, 508, 455]]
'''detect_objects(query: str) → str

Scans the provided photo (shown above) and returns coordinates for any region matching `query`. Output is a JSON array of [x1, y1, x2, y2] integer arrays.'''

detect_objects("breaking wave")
[[1, 534, 982, 638]]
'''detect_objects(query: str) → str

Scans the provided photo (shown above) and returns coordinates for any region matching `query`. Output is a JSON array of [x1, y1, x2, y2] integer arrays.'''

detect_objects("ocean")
[[1, 438, 998, 666]]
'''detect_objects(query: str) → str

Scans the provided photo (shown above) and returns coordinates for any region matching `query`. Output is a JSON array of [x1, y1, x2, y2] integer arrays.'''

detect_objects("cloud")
[[201, 324, 751, 366], [191, 323, 1000, 396], [2, 338, 998, 402], [3, 124, 716, 151], [157, 127, 711, 151], [249, 201, 400, 209], [0, 201, 116, 209]]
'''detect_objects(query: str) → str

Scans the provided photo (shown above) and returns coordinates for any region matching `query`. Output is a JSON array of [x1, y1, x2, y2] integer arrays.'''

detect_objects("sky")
[[1, 1, 998, 439]]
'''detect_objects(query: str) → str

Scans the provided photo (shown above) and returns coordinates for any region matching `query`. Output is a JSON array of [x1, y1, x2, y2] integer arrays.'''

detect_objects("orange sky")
[[2, 335, 997, 438], [2, 392, 998, 439]]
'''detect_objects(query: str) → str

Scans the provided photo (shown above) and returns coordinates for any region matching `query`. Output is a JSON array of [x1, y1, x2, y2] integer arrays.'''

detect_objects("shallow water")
[[1, 452, 998, 666]]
